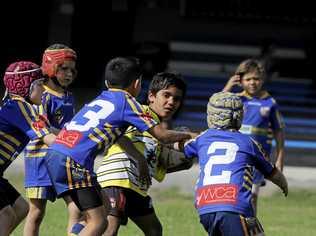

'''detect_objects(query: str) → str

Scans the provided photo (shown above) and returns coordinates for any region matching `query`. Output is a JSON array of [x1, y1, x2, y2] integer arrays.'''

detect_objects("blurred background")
[[1, 0, 316, 166]]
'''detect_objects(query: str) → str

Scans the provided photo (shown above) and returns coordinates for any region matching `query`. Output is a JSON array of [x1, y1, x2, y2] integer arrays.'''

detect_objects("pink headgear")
[[3, 61, 43, 98], [42, 48, 77, 78]]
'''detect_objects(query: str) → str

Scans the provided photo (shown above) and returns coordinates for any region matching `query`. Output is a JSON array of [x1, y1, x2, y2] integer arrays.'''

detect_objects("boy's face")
[[240, 71, 263, 96], [55, 60, 77, 88], [148, 85, 183, 120]]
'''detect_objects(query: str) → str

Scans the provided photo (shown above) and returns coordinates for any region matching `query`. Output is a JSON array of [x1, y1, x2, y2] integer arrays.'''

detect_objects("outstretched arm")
[[148, 123, 197, 144], [274, 129, 285, 171], [266, 167, 288, 197]]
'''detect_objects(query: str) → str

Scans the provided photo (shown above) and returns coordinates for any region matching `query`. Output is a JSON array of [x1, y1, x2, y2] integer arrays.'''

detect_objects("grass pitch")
[[7, 174, 316, 236]]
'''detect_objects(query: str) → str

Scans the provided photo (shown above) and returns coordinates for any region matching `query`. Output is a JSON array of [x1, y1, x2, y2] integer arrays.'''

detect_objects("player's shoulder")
[[43, 85, 64, 98]]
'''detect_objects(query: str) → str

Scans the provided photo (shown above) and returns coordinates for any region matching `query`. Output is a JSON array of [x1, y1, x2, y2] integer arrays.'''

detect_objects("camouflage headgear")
[[3, 61, 42, 98], [207, 92, 243, 130]]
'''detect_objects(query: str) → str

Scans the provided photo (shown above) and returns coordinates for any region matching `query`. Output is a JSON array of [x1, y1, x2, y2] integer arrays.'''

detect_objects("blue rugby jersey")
[[41, 85, 75, 129], [184, 129, 274, 217], [24, 86, 75, 186], [50, 89, 158, 172], [238, 90, 284, 156], [0, 96, 50, 174]]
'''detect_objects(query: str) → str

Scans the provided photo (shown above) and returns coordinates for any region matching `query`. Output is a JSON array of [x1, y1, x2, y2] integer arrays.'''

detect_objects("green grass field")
[[6, 174, 316, 236]]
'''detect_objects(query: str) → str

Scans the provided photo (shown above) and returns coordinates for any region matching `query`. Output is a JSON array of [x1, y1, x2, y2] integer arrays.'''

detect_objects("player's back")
[[185, 129, 273, 217], [0, 98, 46, 173], [49, 89, 156, 172]]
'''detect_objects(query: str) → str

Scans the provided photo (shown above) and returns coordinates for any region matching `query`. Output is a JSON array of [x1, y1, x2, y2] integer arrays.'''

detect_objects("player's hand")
[[222, 75, 241, 92], [282, 180, 288, 197], [186, 131, 198, 139]]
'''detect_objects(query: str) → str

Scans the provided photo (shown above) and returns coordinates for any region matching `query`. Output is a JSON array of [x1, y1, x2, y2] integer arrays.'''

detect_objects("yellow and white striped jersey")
[[96, 105, 166, 196]]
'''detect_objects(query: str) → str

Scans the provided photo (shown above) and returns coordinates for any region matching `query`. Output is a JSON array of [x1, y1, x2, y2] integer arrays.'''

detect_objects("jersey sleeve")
[[251, 139, 274, 177], [41, 92, 51, 115], [183, 138, 198, 159], [270, 100, 285, 130], [8, 101, 50, 140], [123, 95, 158, 132]]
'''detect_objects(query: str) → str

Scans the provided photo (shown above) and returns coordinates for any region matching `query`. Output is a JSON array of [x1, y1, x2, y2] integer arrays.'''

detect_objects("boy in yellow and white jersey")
[[97, 72, 191, 236]]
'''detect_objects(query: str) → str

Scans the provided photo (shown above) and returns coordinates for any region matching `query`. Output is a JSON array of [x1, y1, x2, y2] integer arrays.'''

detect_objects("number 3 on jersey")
[[203, 142, 238, 185], [67, 100, 114, 132]]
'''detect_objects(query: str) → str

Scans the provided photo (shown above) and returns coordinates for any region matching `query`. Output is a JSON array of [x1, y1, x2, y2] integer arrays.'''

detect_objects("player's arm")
[[159, 146, 194, 173], [252, 140, 288, 197], [148, 123, 197, 144], [222, 74, 242, 92], [116, 135, 151, 186], [274, 128, 285, 171], [266, 167, 288, 197]]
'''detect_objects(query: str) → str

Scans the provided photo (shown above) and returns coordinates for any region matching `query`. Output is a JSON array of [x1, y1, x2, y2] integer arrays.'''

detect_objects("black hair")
[[148, 72, 186, 97], [105, 57, 142, 89]]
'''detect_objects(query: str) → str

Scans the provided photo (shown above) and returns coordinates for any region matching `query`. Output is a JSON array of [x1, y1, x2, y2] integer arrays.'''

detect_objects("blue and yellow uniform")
[[97, 105, 166, 195], [45, 89, 158, 197], [239, 90, 284, 184], [0, 96, 50, 208], [184, 129, 274, 235], [24, 85, 75, 200]]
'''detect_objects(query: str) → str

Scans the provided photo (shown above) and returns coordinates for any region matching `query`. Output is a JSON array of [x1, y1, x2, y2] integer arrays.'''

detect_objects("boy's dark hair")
[[148, 72, 186, 97], [148, 72, 187, 117], [235, 58, 266, 80], [105, 57, 142, 89]]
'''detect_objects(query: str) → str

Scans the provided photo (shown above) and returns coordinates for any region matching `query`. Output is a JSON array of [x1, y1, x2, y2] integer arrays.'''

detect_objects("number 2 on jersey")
[[203, 142, 238, 185]]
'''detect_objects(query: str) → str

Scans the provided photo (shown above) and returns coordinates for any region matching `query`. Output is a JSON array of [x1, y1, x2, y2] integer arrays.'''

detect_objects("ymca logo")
[[55, 129, 82, 148], [196, 184, 237, 207]]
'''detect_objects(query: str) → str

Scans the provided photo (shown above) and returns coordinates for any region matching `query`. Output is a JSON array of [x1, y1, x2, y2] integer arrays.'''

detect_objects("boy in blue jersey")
[[23, 44, 80, 236], [175, 92, 287, 236], [0, 61, 56, 236], [223, 59, 285, 215], [44, 57, 196, 236]]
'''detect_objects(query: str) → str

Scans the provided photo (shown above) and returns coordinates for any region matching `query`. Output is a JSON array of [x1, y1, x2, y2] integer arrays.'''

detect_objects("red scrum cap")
[[42, 48, 77, 78], [3, 61, 43, 98]]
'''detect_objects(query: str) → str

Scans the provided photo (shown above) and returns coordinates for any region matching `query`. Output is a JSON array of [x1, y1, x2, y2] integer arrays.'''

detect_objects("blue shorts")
[[24, 156, 52, 187], [25, 186, 56, 202], [200, 212, 264, 236], [44, 150, 98, 197]]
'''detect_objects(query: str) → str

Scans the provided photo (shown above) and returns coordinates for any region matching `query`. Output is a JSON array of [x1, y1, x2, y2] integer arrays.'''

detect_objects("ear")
[[148, 91, 155, 104], [134, 78, 141, 90]]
